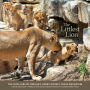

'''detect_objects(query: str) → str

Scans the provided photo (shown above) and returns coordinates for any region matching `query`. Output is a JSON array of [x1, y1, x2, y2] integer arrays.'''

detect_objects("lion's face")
[[8, 7, 17, 17], [23, 6, 33, 16], [34, 11, 48, 29], [44, 33, 62, 51], [66, 43, 77, 56], [2, 2, 13, 14]]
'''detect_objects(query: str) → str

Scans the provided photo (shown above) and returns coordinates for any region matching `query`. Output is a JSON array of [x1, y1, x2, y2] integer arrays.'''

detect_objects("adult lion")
[[0, 27, 61, 80]]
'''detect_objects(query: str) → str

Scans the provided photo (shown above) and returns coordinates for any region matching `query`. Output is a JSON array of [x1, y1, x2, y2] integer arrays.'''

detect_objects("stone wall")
[[1, 0, 90, 40], [39, 0, 89, 41], [0, 0, 3, 21]]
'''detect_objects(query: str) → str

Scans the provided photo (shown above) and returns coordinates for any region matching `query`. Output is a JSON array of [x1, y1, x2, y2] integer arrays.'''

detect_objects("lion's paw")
[[32, 76, 42, 81]]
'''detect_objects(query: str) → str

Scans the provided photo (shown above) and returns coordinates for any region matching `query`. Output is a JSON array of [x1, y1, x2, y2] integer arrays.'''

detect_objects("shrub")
[[77, 57, 90, 78]]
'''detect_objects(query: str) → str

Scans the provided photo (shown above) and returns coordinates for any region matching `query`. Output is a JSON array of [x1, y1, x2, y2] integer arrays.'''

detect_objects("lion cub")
[[39, 43, 77, 65], [33, 10, 48, 30], [2, 3, 34, 31]]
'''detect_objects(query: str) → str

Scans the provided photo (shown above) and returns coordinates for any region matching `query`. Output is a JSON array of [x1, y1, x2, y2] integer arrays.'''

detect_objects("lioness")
[[39, 43, 77, 66], [0, 27, 61, 80]]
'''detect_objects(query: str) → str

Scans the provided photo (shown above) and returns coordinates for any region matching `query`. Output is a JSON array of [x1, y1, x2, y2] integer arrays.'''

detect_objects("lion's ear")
[[66, 46, 71, 50]]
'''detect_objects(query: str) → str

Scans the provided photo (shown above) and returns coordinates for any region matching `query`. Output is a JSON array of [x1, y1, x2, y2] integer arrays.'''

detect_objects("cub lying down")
[[39, 43, 77, 65]]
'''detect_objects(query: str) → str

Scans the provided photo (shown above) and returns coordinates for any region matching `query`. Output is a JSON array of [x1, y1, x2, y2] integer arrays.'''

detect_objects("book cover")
[[0, 0, 90, 90]]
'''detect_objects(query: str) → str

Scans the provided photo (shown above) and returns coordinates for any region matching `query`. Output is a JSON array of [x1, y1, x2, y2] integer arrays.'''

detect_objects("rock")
[[78, 44, 90, 58], [0, 0, 3, 21], [88, 5, 90, 27], [14, 0, 21, 3], [42, 0, 63, 18], [78, 2, 88, 24], [86, 54, 90, 70], [41, 0, 89, 24], [63, 1, 79, 24], [83, 28, 90, 50], [2, 0, 89, 25], [11, 0, 40, 4], [59, 38, 74, 46], [0, 21, 6, 29], [48, 18, 60, 34], [43, 65, 76, 81], [33, 4, 41, 11], [43, 66, 65, 80]]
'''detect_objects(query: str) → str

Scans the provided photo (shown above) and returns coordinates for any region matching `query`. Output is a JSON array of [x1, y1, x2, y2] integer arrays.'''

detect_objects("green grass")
[[77, 57, 90, 78]]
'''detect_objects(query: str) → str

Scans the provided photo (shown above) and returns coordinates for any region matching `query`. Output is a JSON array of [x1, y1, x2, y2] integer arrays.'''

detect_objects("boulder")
[[43, 65, 76, 81], [41, 0, 89, 24], [48, 18, 60, 34], [33, 4, 41, 11], [45, 66, 65, 80], [0, 21, 6, 30], [63, 1, 79, 24], [88, 5, 90, 27], [83, 28, 90, 50], [41, 0, 64, 18], [41, 0, 80, 23], [86, 54, 90, 71], [78, 44, 90, 58], [11, 0, 40, 4], [0, 0, 3, 21], [78, 2, 88, 24]]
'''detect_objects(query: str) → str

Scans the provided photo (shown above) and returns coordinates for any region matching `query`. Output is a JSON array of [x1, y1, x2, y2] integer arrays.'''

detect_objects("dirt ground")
[[0, 21, 90, 81], [0, 56, 90, 81]]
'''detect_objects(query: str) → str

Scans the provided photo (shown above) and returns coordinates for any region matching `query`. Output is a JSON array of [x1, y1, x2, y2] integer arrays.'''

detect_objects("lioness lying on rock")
[[0, 27, 61, 80], [39, 43, 77, 66]]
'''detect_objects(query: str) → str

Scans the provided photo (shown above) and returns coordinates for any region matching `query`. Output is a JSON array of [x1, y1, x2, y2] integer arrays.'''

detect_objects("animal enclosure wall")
[[0, 0, 90, 83], [1, 0, 90, 41], [0, 0, 3, 20]]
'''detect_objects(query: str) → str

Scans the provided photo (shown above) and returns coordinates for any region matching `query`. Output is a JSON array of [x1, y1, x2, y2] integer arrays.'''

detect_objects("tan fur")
[[33, 11, 48, 29], [2, 3, 48, 31], [39, 43, 77, 66], [0, 59, 17, 73], [9, 6, 34, 30], [0, 27, 61, 80], [2, 2, 14, 28], [23, 6, 34, 28], [8, 6, 24, 30], [2, 3, 34, 30]]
